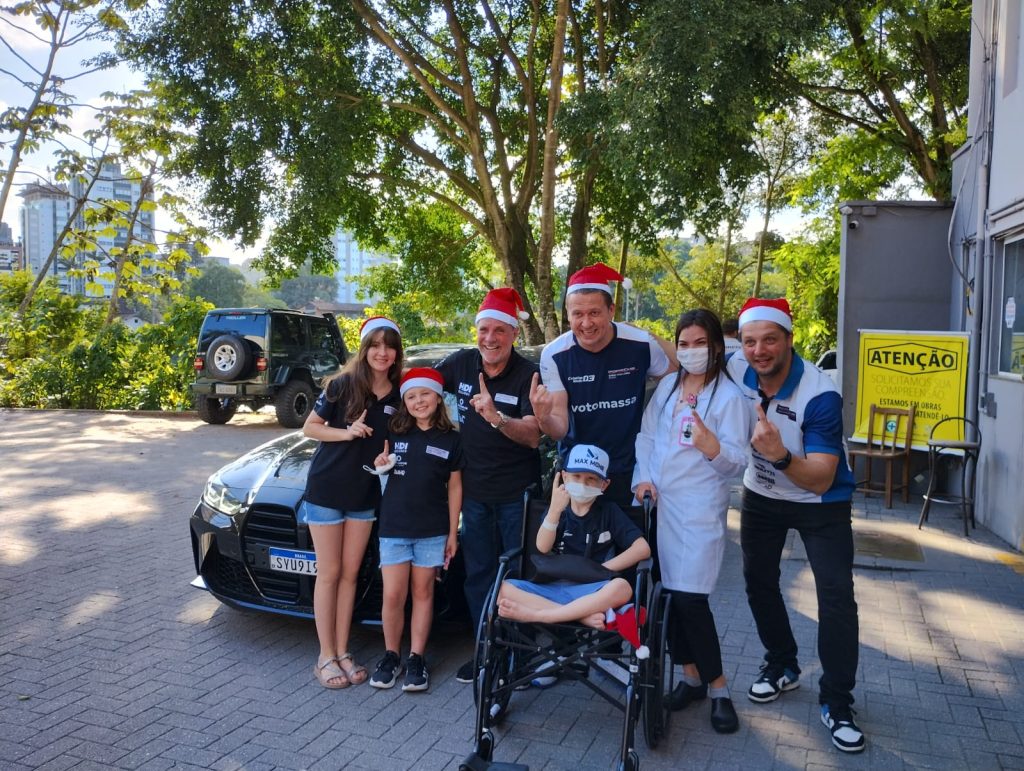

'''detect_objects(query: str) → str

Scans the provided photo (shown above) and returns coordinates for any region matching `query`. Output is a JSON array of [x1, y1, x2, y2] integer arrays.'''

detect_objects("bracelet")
[[540, 519, 559, 532]]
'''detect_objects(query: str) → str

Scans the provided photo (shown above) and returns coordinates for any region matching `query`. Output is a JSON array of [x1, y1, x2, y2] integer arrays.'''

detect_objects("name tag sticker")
[[494, 393, 518, 405], [597, 531, 611, 544], [425, 445, 450, 460], [383, 405, 396, 415]]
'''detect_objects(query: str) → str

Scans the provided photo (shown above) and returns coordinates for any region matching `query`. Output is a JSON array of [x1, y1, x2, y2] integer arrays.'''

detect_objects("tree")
[[0, 0, 121, 224], [187, 262, 246, 308], [782, 0, 970, 201], [273, 269, 338, 309]]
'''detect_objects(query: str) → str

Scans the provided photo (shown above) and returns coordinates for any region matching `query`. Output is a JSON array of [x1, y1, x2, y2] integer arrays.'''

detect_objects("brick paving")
[[2, 409, 1023, 770]]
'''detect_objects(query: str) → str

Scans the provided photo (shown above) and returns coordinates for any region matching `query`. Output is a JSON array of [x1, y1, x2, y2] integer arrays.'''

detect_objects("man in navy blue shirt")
[[435, 288, 542, 683], [530, 263, 677, 507]]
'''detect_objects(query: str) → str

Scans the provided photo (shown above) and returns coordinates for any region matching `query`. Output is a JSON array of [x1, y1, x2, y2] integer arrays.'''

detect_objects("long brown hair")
[[324, 327, 403, 423], [389, 389, 455, 434]]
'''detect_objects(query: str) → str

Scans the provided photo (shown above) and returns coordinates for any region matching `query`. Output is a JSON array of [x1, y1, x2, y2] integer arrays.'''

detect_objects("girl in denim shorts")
[[368, 367, 465, 692], [299, 317, 402, 689]]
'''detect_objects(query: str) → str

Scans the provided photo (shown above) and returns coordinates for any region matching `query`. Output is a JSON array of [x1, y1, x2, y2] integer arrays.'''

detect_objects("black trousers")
[[740, 488, 859, 709], [668, 590, 723, 684]]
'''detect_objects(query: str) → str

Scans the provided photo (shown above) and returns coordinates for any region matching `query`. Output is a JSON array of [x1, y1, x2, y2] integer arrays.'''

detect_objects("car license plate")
[[215, 384, 237, 395], [268, 547, 317, 575]]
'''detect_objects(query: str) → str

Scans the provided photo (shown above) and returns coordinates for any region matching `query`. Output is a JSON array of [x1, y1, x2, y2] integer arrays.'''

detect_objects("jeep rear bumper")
[[192, 382, 272, 398]]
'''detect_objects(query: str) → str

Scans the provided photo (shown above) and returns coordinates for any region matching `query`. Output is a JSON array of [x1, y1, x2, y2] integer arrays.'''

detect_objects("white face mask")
[[563, 481, 604, 503], [676, 347, 710, 374]]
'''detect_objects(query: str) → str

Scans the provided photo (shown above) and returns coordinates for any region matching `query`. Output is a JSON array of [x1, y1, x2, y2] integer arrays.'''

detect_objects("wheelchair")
[[461, 490, 673, 771]]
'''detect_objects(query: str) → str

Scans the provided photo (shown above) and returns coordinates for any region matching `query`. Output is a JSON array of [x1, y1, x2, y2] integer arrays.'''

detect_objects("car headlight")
[[202, 474, 246, 518]]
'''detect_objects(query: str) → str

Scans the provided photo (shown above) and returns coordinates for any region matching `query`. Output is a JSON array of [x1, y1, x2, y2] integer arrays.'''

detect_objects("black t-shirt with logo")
[[435, 347, 541, 503], [378, 426, 466, 538], [303, 375, 399, 512], [553, 498, 644, 566]]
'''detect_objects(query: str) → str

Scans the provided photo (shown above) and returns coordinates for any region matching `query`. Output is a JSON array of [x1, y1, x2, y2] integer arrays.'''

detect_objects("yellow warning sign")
[[853, 331, 970, 450]]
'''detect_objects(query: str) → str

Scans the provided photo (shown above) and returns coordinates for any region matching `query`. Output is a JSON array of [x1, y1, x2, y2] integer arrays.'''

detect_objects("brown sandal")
[[313, 657, 350, 689], [337, 653, 368, 685]]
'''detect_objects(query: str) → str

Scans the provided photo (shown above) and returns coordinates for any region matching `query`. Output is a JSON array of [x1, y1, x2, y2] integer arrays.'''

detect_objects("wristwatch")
[[490, 411, 509, 430], [771, 450, 793, 470]]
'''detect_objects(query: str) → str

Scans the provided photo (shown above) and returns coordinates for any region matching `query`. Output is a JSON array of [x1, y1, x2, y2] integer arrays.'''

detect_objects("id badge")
[[678, 414, 695, 446]]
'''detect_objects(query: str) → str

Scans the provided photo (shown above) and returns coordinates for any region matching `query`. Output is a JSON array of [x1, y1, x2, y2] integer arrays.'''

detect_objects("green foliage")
[[273, 270, 339, 309], [0, 270, 211, 409], [187, 262, 247, 307], [772, 216, 840, 359]]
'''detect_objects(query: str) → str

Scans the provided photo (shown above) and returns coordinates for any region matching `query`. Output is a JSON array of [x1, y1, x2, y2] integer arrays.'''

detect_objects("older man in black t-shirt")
[[435, 288, 542, 683]]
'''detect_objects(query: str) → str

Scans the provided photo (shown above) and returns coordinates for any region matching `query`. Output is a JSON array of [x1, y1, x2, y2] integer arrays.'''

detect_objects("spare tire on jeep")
[[206, 334, 251, 381], [275, 379, 315, 428]]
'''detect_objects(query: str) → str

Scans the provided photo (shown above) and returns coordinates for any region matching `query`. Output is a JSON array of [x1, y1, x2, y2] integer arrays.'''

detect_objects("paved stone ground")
[[2, 409, 1023, 770]]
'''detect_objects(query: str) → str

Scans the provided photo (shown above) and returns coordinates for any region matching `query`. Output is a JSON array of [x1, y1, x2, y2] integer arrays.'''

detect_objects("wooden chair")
[[848, 404, 916, 508]]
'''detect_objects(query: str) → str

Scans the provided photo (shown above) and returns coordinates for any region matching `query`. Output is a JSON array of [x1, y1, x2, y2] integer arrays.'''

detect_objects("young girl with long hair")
[[368, 367, 464, 693], [301, 317, 403, 689], [633, 309, 753, 733]]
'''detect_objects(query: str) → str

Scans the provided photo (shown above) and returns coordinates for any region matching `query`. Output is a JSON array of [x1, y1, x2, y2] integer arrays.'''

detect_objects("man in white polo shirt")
[[529, 263, 676, 507], [726, 297, 864, 754]]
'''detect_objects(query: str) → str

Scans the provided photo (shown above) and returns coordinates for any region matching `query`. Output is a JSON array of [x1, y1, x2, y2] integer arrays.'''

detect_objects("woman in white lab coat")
[[633, 308, 751, 734]]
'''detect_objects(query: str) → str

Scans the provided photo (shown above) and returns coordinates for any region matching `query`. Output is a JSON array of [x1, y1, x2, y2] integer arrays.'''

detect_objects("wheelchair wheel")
[[473, 616, 514, 727], [642, 582, 672, 748]]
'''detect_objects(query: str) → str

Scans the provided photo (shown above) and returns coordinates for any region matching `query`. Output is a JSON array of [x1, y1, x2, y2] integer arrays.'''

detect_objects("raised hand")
[[751, 402, 785, 460], [373, 439, 391, 468], [689, 409, 720, 459], [470, 372, 498, 422], [347, 409, 372, 439], [549, 470, 570, 512], [529, 372, 552, 422]]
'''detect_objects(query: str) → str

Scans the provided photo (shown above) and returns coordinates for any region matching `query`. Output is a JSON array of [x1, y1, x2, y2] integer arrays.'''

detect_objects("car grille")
[[243, 504, 305, 604], [209, 548, 259, 599]]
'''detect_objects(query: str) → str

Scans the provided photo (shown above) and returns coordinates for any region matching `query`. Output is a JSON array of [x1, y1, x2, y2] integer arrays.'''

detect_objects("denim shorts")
[[297, 500, 376, 526], [505, 578, 612, 605], [379, 535, 447, 568]]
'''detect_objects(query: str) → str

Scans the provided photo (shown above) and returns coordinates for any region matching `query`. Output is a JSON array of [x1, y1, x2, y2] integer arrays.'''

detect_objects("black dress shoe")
[[669, 681, 708, 711], [710, 697, 739, 733]]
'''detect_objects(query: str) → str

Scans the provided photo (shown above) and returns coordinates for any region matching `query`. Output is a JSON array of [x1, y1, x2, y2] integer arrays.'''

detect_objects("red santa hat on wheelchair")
[[737, 297, 793, 332], [399, 367, 444, 397], [359, 315, 401, 342], [566, 262, 632, 296], [476, 287, 530, 328]]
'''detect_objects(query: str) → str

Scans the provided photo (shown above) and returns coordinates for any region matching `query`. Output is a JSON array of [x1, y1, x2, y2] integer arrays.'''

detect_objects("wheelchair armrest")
[[498, 546, 524, 565]]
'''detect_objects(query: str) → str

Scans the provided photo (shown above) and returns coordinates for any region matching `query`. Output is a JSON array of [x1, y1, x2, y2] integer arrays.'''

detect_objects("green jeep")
[[192, 308, 349, 428]]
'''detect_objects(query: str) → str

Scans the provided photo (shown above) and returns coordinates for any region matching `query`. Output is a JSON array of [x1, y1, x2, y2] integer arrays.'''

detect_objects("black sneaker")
[[402, 653, 429, 692], [821, 704, 865, 752], [747, 664, 799, 703], [369, 650, 403, 689], [456, 659, 475, 684]]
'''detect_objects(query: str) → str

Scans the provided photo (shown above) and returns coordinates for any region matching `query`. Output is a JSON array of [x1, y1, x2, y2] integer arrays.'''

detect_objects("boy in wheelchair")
[[497, 444, 651, 628]]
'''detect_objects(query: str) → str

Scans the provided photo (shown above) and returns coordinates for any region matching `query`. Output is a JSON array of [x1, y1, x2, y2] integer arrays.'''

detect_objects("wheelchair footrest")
[[460, 753, 529, 771]]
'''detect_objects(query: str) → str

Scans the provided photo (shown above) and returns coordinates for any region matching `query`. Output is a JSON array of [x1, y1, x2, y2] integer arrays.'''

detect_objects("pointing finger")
[[756, 403, 766, 421], [478, 373, 489, 394]]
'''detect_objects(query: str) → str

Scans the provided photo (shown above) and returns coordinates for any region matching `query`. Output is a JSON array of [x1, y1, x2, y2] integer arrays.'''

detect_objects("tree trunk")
[[753, 180, 774, 297], [535, 0, 570, 342], [717, 218, 733, 316], [613, 222, 632, 319]]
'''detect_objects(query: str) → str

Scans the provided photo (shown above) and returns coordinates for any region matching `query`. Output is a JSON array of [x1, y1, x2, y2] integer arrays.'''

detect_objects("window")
[[998, 239, 1024, 374], [310, 318, 338, 353]]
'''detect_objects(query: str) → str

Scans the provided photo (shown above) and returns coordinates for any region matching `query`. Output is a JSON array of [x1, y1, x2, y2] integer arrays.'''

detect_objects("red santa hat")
[[360, 316, 400, 342], [566, 262, 632, 296], [400, 367, 444, 397], [737, 297, 793, 332], [475, 287, 530, 328]]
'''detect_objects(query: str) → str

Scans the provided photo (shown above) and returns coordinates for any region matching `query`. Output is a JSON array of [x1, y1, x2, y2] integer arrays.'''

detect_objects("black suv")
[[192, 308, 348, 428]]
